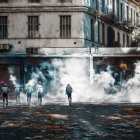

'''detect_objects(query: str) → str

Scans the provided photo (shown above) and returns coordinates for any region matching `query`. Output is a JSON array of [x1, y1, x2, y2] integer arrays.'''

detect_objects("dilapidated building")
[[0, 0, 140, 90]]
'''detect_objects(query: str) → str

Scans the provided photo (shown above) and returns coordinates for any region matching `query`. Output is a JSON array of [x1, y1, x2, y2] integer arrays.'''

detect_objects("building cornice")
[[0, 6, 139, 33], [0, 6, 85, 13]]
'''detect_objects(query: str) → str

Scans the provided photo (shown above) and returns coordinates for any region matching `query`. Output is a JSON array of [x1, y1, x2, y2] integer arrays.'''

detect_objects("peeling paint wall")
[[0, 11, 84, 52], [0, 0, 139, 54]]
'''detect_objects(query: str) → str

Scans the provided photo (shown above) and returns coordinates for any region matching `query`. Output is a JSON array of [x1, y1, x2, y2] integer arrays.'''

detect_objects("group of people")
[[15, 81, 44, 106], [26, 81, 44, 106], [25, 83, 73, 106], [0, 80, 73, 108], [0, 81, 44, 108]]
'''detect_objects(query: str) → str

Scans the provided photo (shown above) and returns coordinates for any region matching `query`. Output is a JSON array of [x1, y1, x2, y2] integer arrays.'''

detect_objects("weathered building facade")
[[0, 0, 139, 51], [0, 0, 140, 88]]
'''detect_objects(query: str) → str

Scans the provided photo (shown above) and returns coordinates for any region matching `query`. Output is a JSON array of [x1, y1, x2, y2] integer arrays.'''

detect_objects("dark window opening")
[[28, 0, 40, 3], [136, 12, 138, 26], [134, 10, 135, 26], [98, 21, 100, 44], [96, 0, 99, 10], [117, 0, 119, 20], [91, 19, 94, 42], [28, 16, 39, 38], [118, 32, 120, 43], [127, 35, 129, 46], [102, 23, 105, 44], [107, 27, 114, 47], [112, 0, 115, 16], [123, 34, 125, 45], [131, 8, 132, 23], [0, 16, 7, 39], [60, 16, 71, 38], [102, 0, 105, 12], [58, 0, 72, 3], [121, 3, 123, 22], [127, 6, 129, 21]]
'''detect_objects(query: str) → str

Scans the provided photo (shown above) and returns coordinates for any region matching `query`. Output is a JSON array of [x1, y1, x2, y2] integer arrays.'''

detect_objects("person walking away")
[[66, 84, 73, 106], [1, 84, 9, 108], [14, 84, 21, 104], [37, 81, 44, 105], [26, 84, 33, 105]]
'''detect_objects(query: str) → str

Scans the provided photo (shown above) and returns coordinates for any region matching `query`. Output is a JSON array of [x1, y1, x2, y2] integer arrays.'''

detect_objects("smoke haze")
[[8, 58, 140, 105]]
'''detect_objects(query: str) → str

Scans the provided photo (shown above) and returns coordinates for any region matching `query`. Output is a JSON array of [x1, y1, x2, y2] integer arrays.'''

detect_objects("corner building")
[[0, 0, 140, 89]]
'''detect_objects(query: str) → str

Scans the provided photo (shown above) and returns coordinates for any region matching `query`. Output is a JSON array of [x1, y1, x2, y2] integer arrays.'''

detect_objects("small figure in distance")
[[26, 84, 33, 106], [66, 84, 73, 106], [37, 81, 44, 106], [14, 83, 21, 104], [1, 84, 9, 108]]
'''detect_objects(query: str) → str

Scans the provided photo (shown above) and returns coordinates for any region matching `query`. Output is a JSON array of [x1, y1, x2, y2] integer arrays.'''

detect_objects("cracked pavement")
[[0, 101, 140, 140]]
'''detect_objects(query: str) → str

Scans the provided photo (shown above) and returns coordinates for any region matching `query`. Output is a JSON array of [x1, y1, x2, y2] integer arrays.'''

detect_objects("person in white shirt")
[[37, 81, 44, 105]]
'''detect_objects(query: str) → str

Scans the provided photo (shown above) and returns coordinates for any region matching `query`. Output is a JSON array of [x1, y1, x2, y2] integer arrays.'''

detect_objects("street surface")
[[0, 101, 140, 140]]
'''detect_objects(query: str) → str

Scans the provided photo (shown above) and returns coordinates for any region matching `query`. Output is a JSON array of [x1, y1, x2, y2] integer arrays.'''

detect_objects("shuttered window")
[[28, 16, 39, 38], [98, 21, 100, 43], [102, 23, 105, 44], [0, 16, 7, 39], [60, 16, 71, 38]]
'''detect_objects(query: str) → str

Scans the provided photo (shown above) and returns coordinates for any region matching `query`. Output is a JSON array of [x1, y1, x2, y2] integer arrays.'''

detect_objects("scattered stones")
[[86, 111, 92, 114], [33, 136, 44, 139], [25, 137, 33, 140], [119, 123, 129, 127], [72, 123, 78, 126], [41, 130, 46, 133], [106, 116, 121, 120], [44, 119, 49, 123]]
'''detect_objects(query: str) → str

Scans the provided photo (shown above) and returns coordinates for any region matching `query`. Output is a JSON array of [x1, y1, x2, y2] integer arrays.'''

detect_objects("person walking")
[[1, 84, 9, 108], [26, 84, 33, 105], [66, 84, 73, 106], [36, 81, 44, 105], [14, 83, 21, 104]]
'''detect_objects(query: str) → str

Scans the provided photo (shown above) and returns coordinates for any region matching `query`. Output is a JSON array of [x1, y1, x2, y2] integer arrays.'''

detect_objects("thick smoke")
[[43, 58, 140, 104], [8, 58, 140, 105], [8, 66, 17, 85], [91, 62, 140, 103], [24, 68, 47, 105], [43, 58, 90, 104], [120, 62, 140, 103]]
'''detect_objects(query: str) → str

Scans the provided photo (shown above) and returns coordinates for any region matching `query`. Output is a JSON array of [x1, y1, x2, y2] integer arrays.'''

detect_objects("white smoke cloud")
[[8, 58, 140, 105], [43, 58, 90, 103], [8, 66, 17, 85], [121, 62, 140, 103]]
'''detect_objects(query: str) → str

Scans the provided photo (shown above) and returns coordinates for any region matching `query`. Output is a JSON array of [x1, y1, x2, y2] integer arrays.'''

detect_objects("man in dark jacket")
[[66, 84, 73, 105]]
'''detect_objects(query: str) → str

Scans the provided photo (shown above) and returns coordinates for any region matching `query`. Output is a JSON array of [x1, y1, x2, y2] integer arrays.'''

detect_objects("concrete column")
[[90, 55, 94, 85], [20, 60, 25, 90]]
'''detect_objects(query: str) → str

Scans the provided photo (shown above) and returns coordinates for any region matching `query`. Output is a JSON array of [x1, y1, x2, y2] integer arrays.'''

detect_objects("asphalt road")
[[0, 101, 140, 140]]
